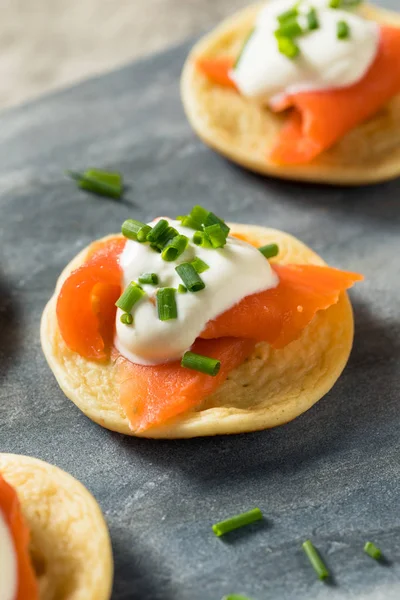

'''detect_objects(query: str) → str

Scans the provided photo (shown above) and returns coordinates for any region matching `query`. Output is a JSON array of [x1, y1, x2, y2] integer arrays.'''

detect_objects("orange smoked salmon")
[[56, 237, 362, 431], [0, 474, 38, 600], [196, 26, 400, 164]]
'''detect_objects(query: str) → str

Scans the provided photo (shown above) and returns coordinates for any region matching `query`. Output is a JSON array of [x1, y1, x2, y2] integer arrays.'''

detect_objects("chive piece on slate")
[[302, 540, 329, 581], [138, 273, 159, 285], [115, 282, 145, 312], [364, 541, 382, 560], [175, 263, 205, 292], [181, 351, 221, 376], [156, 288, 178, 321], [66, 169, 123, 199], [212, 508, 263, 537], [222, 596, 253, 600], [258, 243, 279, 259], [161, 235, 189, 262]]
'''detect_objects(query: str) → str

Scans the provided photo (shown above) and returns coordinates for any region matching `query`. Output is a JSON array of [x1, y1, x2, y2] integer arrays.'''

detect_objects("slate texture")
[[0, 2, 399, 598]]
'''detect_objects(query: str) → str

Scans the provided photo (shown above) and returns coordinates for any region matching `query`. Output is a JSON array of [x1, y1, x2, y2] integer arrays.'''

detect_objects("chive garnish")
[[329, 0, 341, 7], [175, 263, 205, 293], [204, 223, 228, 249], [122, 219, 150, 242], [191, 257, 209, 274], [277, 36, 300, 59], [302, 540, 329, 581], [115, 282, 145, 312], [146, 219, 169, 243], [307, 8, 319, 31], [181, 351, 221, 376], [275, 18, 303, 40], [138, 272, 159, 285], [178, 206, 230, 236], [222, 596, 252, 600], [156, 288, 178, 321], [258, 243, 279, 259], [212, 508, 263, 537], [337, 20, 350, 39], [66, 169, 123, 199], [155, 226, 180, 250], [364, 541, 382, 560], [277, 7, 298, 24], [178, 284, 187, 294], [204, 211, 230, 235], [161, 235, 189, 262], [193, 231, 213, 248], [120, 313, 133, 325]]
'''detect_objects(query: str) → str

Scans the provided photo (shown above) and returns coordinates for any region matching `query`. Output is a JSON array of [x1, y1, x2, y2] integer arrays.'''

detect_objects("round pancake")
[[41, 225, 355, 438], [0, 454, 113, 600], [181, 3, 400, 185]]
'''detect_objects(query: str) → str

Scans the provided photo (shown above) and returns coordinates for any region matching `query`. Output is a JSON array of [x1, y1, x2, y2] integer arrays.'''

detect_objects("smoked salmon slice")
[[115, 337, 255, 432], [56, 238, 125, 360], [196, 26, 400, 164], [201, 264, 363, 348], [0, 474, 39, 600]]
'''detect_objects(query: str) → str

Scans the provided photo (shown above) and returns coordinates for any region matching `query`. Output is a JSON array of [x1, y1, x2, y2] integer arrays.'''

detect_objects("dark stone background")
[[0, 1, 399, 597]]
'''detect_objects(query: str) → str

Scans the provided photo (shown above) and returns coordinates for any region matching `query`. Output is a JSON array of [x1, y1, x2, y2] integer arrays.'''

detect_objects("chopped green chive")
[[329, 0, 341, 7], [193, 231, 213, 248], [364, 541, 382, 560], [146, 219, 169, 243], [138, 272, 159, 285], [156, 288, 178, 321], [161, 235, 189, 262], [337, 20, 350, 39], [156, 226, 179, 250], [175, 263, 206, 293], [122, 219, 150, 242], [212, 508, 263, 537], [204, 223, 228, 249], [277, 7, 298, 24], [222, 596, 252, 600], [66, 169, 123, 199], [302, 540, 329, 581], [120, 313, 133, 325], [275, 18, 303, 40], [258, 243, 279, 259], [178, 284, 187, 294], [178, 206, 230, 236], [277, 36, 300, 59], [204, 211, 230, 235], [191, 257, 209, 274], [307, 8, 319, 31], [115, 282, 145, 312], [234, 28, 255, 69], [181, 351, 221, 376]]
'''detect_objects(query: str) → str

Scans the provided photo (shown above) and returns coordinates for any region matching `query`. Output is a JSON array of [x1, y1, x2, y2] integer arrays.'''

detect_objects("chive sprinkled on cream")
[[156, 288, 178, 321], [193, 231, 213, 248], [177, 284, 187, 294], [307, 8, 319, 31], [302, 540, 329, 580], [181, 351, 221, 376], [204, 223, 228, 249], [212, 508, 263, 537], [277, 6, 298, 24], [138, 272, 159, 285], [175, 263, 205, 292], [191, 257, 209, 274], [146, 219, 169, 243], [115, 282, 145, 312], [120, 313, 133, 325], [161, 235, 189, 262], [275, 18, 303, 40], [277, 36, 300, 59], [259, 243, 279, 259], [337, 20, 350, 39], [178, 206, 230, 236], [122, 219, 150, 242], [364, 541, 382, 560], [329, 0, 341, 7], [66, 169, 123, 199]]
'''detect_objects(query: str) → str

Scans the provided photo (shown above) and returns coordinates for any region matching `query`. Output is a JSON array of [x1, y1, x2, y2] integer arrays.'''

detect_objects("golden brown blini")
[[0, 453, 113, 600], [41, 225, 354, 438], [181, 3, 400, 185]]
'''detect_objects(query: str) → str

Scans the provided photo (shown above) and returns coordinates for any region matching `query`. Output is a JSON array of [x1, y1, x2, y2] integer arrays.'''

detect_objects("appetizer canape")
[[0, 453, 113, 600], [41, 206, 362, 438], [181, 0, 400, 184]]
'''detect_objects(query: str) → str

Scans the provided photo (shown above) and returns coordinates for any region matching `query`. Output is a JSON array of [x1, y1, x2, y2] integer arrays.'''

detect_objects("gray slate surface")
[[0, 2, 399, 598]]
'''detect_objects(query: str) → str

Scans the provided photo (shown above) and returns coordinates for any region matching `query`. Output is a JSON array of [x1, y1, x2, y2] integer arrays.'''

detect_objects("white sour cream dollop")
[[230, 0, 380, 105], [115, 219, 278, 364], [0, 509, 18, 600]]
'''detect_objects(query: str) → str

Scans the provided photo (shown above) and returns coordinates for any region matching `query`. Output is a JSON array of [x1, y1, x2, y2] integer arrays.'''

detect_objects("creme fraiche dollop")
[[115, 218, 278, 365], [230, 0, 380, 106]]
